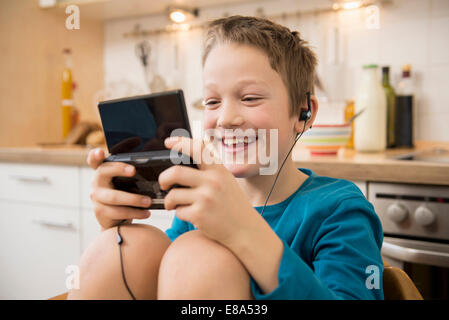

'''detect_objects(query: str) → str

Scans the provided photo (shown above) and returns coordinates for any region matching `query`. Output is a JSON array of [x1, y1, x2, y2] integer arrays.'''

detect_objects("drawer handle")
[[33, 218, 73, 229], [9, 175, 51, 184]]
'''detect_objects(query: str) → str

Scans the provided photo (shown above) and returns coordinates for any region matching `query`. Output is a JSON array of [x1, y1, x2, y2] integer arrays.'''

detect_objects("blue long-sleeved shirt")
[[165, 168, 384, 300]]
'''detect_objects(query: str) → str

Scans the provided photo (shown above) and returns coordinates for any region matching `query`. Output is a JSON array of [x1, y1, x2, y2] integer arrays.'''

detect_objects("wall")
[[103, 0, 449, 141], [0, 0, 104, 147]]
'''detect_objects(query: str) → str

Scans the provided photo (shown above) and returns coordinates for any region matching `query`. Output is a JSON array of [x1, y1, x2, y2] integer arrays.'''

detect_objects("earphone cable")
[[260, 120, 307, 217], [117, 219, 137, 300]]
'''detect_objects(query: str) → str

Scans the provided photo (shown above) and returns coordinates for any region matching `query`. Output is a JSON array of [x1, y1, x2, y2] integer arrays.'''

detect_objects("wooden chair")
[[49, 292, 68, 300], [383, 265, 423, 300]]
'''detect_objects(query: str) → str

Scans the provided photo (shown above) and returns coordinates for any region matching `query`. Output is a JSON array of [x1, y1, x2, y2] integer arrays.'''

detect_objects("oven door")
[[382, 236, 449, 299]]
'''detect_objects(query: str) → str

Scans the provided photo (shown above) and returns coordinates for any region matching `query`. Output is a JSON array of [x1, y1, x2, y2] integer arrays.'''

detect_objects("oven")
[[369, 182, 449, 300]]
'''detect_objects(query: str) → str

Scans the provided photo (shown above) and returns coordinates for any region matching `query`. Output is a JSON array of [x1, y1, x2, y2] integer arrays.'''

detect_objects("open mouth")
[[221, 135, 258, 153]]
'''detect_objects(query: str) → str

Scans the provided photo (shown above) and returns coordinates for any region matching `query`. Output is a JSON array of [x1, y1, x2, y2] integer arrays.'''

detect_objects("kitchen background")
[[1, 0, 449, 146], [1, 0, 449, 300]]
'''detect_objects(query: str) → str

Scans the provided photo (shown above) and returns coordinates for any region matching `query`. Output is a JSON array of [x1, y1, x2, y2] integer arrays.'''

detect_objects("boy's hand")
[[159, 136, 259, 248], [86, 148, 151, 230]]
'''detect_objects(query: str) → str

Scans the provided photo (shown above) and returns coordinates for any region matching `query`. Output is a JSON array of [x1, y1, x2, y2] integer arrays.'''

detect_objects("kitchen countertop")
[[0, 141, 448, 185], [0, 144, 96, 167], [292, 141, 449, 185]]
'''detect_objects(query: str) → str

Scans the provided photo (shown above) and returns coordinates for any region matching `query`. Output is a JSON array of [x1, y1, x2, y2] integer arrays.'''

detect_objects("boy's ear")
[[294, 95, 318, 135]]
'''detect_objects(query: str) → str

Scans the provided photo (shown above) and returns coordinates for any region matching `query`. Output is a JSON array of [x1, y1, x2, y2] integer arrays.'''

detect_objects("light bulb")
[[170, 10, 186, 23], [342, 1, 361, 10], [332, 0, 363, 11]]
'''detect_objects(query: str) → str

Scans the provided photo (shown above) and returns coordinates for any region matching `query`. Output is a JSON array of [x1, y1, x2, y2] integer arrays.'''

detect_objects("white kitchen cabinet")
[[0, 162, 81, 299], [79, 167, 99, 252], [0, 163, 79, 207], [0, 201, 80, 299]]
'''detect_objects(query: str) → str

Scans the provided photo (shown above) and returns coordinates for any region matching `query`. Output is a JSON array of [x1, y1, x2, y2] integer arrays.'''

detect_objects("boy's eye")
[[203, 100, 220, 108], [242, 96, 261, 102]]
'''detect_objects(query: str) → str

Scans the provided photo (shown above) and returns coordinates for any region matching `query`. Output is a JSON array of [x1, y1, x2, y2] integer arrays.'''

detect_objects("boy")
[[68, 16, 383, 300]]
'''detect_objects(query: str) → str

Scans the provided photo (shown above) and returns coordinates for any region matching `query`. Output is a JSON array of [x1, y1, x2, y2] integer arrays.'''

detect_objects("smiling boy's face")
[[202, 43, 298, 178]]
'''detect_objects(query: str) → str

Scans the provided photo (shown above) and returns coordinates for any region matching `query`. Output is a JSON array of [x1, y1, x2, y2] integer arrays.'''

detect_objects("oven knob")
[[387, 203, 408, 223], [414, 206, 436, 227]]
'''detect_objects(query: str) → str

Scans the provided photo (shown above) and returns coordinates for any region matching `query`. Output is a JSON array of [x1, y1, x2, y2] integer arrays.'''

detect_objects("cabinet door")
[[0, 202, 80, 299], [0, 163, 79, 207]]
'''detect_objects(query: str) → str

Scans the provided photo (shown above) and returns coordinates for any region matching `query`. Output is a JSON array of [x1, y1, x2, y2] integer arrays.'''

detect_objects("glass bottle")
[[382, 66, 396, 148], [344, 99, 355, 149], [354, 64, 387, 152], [61, 48, 73, 139], [395, 64, 414, 148]]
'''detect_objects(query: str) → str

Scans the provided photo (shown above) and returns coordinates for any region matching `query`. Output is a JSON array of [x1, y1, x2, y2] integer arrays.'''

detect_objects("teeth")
[[222, 136, 257, 146]]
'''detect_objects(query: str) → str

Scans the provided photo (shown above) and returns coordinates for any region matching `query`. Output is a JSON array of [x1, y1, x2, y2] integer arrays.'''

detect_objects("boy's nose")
[[216, 102, 245, 128]]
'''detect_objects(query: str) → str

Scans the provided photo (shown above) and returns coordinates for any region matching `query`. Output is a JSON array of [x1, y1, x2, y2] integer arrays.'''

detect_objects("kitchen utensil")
[[346, 108, 365, 125], [135, 40, 151, 87], [135, 35, 168, 93], [135, 40, 150, 67]]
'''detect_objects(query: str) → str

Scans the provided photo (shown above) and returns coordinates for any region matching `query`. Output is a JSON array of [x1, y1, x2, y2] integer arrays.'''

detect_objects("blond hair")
[[202, 15, 318, 117]]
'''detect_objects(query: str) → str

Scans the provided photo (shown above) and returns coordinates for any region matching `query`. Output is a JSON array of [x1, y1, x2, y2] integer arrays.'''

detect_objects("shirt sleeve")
[[250, 197, 384, 300], [164, 212, 194, 242]]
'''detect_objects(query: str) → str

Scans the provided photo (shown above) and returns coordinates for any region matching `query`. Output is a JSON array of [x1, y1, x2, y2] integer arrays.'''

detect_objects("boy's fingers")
[[90, 187, 152, 209], [174, 203, 199, 223], [163, 187, 195, 211], [165, 136, 217, 169], [93, 162, 135, 188], [87, 148, 105, 169], [158, 165, 203, 190], [93, 201, 150, 223]]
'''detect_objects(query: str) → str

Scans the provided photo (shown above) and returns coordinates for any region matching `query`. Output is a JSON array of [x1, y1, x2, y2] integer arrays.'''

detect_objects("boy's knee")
[[79, 223, 170, 275], [158, 230, 252, 299], [69, 223, 171, 299], [117, 223, 171, 256]]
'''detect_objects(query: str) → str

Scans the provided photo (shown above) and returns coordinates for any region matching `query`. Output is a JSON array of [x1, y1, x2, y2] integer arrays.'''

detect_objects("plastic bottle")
[[61, 48, 73, 139], [344, 99, 355, 149], [382, 66, 396, 148], [354, 64, 387, 152]]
